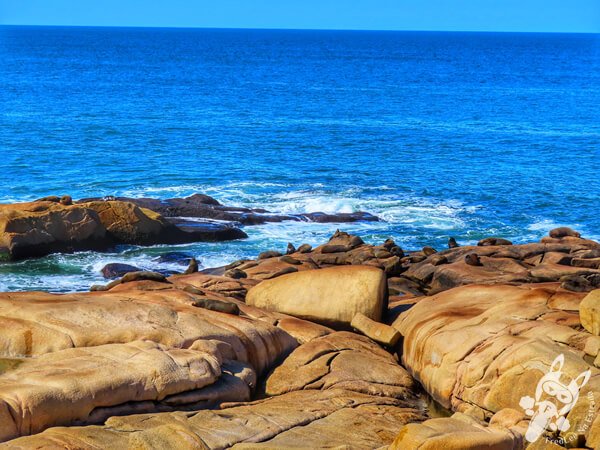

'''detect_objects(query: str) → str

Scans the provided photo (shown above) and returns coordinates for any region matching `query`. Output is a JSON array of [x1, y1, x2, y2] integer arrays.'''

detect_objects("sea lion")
[[183, 257, 199, 274], [465, 253, 482, 266]]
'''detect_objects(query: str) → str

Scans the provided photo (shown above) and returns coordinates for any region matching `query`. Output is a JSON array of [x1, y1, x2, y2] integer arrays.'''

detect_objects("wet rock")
[[78, 194, 380, 225], [286, 242, 296, 254], [246, 266, 387, 327], [100, 263, 142, 279], [153, 252, 195, 265]]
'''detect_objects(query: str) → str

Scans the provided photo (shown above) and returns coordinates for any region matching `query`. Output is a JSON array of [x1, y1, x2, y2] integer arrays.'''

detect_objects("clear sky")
[[1, 0, 599, 33]]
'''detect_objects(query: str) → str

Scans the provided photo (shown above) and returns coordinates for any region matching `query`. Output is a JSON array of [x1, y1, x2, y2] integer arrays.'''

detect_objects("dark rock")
[[166, 218, 247, 242], [549, 227, 581, 239], [78, 194, 379, 225], [258, 250, 282, 260], [286, 243, 296, 254], [153, 252, 195, 265], [101, 263, 142, 279], [301, 211, 379, 223], [448, 237, 459, 248], [183, 258, 199, 274], [560, 275, 591, 292]]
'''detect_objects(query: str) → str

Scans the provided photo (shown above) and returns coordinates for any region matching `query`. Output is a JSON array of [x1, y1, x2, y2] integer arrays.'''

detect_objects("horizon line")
[[1, 24, 599, 35]]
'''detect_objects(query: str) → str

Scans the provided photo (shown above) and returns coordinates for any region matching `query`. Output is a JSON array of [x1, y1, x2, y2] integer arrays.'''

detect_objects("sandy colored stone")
[[246, 266, 387, 327], [580, 289, 600, 335], [351, 312, 401, 347], [265, 332, 416, 400], [0, 201, 107, 259], [1, 388, 425, 450], [392, 283, 600, 445], [390, 416, 519, 450]]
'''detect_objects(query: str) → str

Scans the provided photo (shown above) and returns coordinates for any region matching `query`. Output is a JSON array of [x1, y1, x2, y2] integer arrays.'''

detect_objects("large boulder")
[[392, 283, 600, 446], [246, 266, 388, 327], [580, 290, 600, 335], [0, 201, 108, 260], [0, 285, 298, 441], [0, 199, 247, 260], [82, 200, 169, 245]]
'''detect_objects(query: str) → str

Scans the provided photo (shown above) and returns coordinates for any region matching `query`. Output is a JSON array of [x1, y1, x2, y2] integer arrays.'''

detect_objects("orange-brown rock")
[[392, 283, 600, 446]]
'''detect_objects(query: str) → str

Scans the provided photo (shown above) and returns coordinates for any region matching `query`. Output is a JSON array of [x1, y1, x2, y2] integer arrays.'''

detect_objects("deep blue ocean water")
[[1, 26, 599, 291]]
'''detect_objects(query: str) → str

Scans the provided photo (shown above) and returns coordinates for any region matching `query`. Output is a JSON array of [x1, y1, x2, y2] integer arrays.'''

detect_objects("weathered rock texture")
[[1, 333, 426, 449], [0, 285, 297, 441], [0, 199, 246, 260], [392, 283, 600, 448]]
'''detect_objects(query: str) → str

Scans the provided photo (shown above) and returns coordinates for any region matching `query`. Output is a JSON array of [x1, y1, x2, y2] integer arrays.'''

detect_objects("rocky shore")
[[0, 206, 599, 448], [0, 195, 378, 260]]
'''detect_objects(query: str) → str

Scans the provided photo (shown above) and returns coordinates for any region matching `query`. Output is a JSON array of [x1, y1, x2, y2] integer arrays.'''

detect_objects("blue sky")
[[1, 0, 599, 32]]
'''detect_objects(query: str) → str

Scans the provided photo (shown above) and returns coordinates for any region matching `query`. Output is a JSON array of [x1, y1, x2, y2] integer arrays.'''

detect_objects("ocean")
[[1, 26, 599, 291]]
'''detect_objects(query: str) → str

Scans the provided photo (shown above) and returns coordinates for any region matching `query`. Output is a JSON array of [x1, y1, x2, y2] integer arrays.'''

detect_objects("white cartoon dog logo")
[[519, 354, 591, 443]]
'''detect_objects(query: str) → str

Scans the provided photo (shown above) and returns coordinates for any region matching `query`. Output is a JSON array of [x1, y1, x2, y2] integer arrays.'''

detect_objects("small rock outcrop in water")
[[100, 263, 141, 279], [79, 193, 381, 225], [2, 227, 600, 448], [0, 199, 247, 260]]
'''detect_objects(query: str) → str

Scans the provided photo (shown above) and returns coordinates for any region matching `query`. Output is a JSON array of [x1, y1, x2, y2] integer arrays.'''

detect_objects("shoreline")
[[0, 224, 598, 447]]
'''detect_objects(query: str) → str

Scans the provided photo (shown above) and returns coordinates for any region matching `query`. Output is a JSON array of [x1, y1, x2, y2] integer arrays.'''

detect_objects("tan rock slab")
[[246, 265, 387, 327], [351, 312, 401, 347]]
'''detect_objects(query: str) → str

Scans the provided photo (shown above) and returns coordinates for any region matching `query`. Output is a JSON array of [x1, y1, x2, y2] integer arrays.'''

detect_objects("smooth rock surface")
[[246, 265, 388, 327]]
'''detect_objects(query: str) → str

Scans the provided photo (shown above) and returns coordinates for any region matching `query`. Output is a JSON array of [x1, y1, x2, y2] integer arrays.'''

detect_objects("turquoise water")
[[1, 26, 599, 291]]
